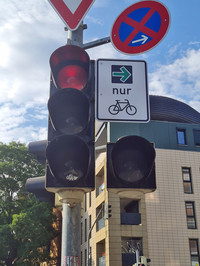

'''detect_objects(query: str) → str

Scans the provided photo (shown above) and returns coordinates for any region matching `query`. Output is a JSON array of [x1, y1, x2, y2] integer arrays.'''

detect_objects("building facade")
[[81, 96, 200, 266]]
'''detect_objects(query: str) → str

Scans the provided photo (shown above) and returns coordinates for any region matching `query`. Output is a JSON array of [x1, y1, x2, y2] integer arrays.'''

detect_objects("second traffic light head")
[[107, 135, 156, 191]]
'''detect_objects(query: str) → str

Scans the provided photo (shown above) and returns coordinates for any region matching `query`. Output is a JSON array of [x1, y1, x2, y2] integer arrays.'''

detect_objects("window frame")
[[182, 167, 193, 194], [185, 202, 197, 229], [189, 239, 200, 265]]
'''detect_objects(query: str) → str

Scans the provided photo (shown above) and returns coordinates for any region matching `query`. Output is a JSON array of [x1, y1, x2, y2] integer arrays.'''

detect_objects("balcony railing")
[[120, 213, 141, 225]]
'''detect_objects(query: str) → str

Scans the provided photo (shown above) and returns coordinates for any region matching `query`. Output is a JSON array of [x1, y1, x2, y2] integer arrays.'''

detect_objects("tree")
[[0, 142, 57, 265]]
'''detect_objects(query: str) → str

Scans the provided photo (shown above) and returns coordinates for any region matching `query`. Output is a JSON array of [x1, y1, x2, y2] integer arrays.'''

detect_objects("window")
[[185, 202, 197, 229], [80, 251, 83, 266], [121, 237, 142, 252], [89, 192, 91, 207], [84, 194, 87, 212], [84, 249, 87, 266], [96, 203, 105, 231], [81, 222, 83, 244], [193, 129, 200, 146], [182, 167, 193, 193], [177, 128, 187, 145], [189, 239, 200, 266], [89, 215, 91, 239], [85, 218, 87, 242]]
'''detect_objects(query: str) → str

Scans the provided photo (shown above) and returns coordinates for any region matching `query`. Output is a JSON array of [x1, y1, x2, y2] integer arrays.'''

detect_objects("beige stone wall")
[[146, 149, 200, 266], [81, 148, 200, 266], [81, 153, 150, 266]]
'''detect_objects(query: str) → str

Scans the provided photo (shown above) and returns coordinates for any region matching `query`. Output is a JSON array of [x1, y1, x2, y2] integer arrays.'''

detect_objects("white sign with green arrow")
[[96, 59, 149, 122]]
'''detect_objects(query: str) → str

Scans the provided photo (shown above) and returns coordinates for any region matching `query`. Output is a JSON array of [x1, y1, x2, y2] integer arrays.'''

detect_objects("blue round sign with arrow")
[[111, 0, 170, 55]]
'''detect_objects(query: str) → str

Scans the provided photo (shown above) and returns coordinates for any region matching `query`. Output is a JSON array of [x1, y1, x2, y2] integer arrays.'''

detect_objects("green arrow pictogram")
[[112, 66, 132, 83]]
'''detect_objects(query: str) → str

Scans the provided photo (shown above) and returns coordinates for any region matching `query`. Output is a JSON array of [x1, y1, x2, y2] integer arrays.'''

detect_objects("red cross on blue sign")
[[111, 0, 170, 55]]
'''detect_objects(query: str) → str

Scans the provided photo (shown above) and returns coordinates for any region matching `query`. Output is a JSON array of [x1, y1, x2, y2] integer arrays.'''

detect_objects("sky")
[[0, 0, 200, 144]]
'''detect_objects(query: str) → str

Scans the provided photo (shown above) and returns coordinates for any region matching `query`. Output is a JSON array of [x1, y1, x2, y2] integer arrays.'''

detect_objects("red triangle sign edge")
[[48, 0, 95, 31]]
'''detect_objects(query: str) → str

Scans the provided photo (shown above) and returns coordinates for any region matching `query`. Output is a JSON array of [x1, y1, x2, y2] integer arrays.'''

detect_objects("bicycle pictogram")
[[108, 99, 137, 115]]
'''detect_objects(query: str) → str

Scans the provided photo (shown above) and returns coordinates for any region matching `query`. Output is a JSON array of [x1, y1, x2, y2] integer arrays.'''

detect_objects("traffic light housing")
[[104, 204, 112, 219], [28, 140, 47, 165], [26, 140, 54, 204], [107, 135, 156, 192], [26, 176, 54, 204], [46, 45, 95, 192]]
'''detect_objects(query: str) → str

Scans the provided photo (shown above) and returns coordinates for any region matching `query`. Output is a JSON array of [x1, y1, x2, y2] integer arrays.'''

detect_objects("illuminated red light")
[[57, 65, 87, 90], [50, 45, 90, 90]]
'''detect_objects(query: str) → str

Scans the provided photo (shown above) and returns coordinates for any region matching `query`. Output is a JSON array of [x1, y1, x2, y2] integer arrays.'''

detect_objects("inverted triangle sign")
[[48, 0, 95, 31]]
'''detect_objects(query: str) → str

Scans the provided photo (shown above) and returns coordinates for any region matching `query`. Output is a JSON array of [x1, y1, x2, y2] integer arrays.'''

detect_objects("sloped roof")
[[150, 95, 200, 124]]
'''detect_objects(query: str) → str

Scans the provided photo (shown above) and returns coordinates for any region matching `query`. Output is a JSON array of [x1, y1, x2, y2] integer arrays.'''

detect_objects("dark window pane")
[[193, 129, 200, 146]]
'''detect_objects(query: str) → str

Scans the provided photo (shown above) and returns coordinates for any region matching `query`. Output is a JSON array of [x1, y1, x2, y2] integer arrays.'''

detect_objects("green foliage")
[[0, 142, 57, 265], [11, 201, 57, 265]]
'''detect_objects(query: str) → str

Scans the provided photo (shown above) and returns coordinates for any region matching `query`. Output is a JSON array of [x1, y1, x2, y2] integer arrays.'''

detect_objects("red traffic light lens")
[[50, 45, 90, 90], [57, 65, 88, 90]]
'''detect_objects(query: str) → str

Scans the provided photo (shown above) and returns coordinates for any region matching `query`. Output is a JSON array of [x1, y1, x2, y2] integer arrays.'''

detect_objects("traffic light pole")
[[61, 199, 81, 265], [58, 23, 109, 266], [60, 25, 84, 266]]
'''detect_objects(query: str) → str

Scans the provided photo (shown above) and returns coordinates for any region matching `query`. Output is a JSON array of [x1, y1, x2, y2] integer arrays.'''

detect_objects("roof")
[[150, 95, 200, 124]]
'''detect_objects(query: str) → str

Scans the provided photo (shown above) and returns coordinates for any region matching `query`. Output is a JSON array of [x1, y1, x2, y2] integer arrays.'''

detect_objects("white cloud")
[[149, 48, 200, 111], [0, 103, 48, 143], [86, 15, 104, 26], [88, 42, 131, 60], [1, 0, 200, 144], [0, 0, 65, 143], [0, 125, 47, 145]]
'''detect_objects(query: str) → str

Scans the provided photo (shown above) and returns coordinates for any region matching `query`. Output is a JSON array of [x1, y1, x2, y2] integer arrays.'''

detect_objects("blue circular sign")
[[111, 1, 170, 54]]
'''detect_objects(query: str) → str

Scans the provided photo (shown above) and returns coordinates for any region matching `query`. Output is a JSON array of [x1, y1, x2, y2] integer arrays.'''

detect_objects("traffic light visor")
[[46, 135, 90, 184], [50, 45, 90, 90], [48, 88, 89, 135], [111, 136, 155, 183]]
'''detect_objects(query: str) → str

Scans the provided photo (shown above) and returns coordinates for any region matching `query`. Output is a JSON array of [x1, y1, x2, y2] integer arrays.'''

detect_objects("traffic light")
[[28, 140, 47, 165], [104, 204, 112, 219], [46, 45, 95, 192], [107, 135, 156, 192], [26, 140, 54, 204], [26, 176, 54, 204]]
